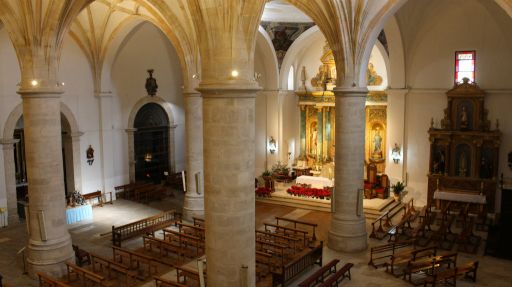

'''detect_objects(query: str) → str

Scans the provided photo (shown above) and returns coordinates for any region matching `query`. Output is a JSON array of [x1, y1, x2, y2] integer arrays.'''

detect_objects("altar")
[[295, 175, 333, 189], [66, 204, 93, 224]]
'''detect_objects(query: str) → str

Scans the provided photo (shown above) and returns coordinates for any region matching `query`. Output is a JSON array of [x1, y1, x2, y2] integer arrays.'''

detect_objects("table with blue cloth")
[[66, 204, 93, 224]]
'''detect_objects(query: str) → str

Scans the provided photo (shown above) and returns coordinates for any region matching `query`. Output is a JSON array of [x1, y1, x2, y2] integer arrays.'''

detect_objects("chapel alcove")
[[133, 103, 170, 184]]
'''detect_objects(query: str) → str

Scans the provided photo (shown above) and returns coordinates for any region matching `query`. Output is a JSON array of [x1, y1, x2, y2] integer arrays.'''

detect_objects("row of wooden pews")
[[114, 182, 168, 203], [297, 259, 354, 287], [369, 239, 480, 286]]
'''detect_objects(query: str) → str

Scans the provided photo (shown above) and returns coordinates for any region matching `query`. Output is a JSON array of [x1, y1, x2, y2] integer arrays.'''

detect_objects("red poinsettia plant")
[[255, 187, 272, 197], [286, 184, 331, 199]]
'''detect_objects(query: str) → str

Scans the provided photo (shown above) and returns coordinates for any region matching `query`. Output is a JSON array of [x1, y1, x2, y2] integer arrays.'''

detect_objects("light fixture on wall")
[[144, 153, 153, 163], [268, 136, 277, 154], [86, 145, 94, 166], [392, 143, 401, 164]]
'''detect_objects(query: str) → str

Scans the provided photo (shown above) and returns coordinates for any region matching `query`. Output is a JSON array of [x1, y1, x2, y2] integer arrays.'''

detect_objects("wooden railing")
[[111, 210, 181, 247], [37, 272, 71, 287], [369, 210, 392, 240], [271, 241, 323, 287]]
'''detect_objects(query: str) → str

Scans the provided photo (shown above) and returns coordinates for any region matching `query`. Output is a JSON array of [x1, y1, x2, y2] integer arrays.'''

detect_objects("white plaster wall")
[[0, 27, 21, 220], [293, 32, 326, 92], [59, 35, 99, 194], [111, 22, 185, 177], [394, 0, 512, 206]]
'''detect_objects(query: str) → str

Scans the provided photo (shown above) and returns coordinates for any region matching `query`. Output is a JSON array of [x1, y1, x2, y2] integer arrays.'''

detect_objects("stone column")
[[1, 138, 19, 224], [20, 90, 74, 277], [325, 107, 331, 161], [126, 129, 136, 183], [182, 91, 205, 220], [201, 85, 258, 287], [168, 125, 177, 174], [328, 87, 368, 252]]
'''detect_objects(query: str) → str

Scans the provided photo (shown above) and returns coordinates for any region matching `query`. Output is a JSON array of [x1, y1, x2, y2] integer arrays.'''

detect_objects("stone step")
[[365, 201, 404, 221]]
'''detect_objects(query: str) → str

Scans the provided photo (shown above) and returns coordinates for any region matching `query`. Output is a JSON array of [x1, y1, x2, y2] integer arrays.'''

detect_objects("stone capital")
[[70, 132, 84, 139], [197, 80, 261, 99], [125, 128, 137, 134], [183, 90, 201, 98], [169, 124, 178, 129], [333, 87, 368, 98], [18, 86, 63, 98], [0, 138, 19, 150]]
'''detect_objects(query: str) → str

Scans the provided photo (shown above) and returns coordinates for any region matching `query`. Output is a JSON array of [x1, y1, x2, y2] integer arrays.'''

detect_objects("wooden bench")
[[256, 251, 273, 281], [72, 244, 91, 267], [112, 210, 181, 247], [264, 222, 310, 246], [154, 276, 187, 287], [403, 252, 458, 283], [83, 190, 112, 207], [90, 253, 137, 284], [388, 212, 413, 242], [271, 241, 323, 287], [163, 229, 205, 259], [114, 182, 150, 199], [192, 217, 205, 227], [143, 235, 182, 260], [386, 246, 437, 277], [368, 239, 415, 268], [37, 272, 71, 287], [176, 265, 205, 285], [176, 222, 205, 240], [66, 262, 111, 286], [112, 246, 160, 278], [256, 230, 302, 252], [423, 261, 479, 286], [275, 216, 318, 241], [298, 259, 340, 287], [318, 263, 354, 287]]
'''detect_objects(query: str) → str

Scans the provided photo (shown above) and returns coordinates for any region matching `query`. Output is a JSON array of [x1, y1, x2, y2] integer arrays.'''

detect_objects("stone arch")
[[256, 26, 279, 90], [126, 96, 176, 182], [1, 102, 82, 224]]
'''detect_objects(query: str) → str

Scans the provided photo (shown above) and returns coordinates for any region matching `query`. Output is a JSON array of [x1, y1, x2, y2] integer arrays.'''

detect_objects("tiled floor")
[[1, 191, 512, 286]]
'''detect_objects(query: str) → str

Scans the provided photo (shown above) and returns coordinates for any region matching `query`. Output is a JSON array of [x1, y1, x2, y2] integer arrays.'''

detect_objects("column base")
[[182, 196, 204, 221], [328, 216, 367, 252], [26, 236, 74, 278]]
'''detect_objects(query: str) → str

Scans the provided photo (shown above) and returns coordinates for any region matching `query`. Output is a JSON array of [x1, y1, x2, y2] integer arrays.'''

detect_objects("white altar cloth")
[[295, 175, 333, 188], [433, 191, 486, 204]]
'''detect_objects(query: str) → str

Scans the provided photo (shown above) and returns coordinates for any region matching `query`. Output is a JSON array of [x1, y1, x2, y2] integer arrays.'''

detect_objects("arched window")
[[288, 66, 295, 90]]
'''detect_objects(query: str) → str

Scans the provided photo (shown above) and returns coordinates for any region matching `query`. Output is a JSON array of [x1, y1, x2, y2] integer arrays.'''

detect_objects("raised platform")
[[256, 181, 401, 218]]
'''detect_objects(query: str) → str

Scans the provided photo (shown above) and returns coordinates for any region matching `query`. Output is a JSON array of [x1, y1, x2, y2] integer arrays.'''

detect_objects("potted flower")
[[261, 170, 273, 189], [391, 181, 405, 202]]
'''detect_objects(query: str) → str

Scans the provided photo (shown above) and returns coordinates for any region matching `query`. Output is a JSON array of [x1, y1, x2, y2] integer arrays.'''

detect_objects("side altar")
[[427, 79, 501, 212]]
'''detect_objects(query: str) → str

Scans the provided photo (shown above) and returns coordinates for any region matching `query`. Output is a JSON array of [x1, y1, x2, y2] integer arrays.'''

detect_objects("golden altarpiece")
[[296, 43, 387, 175], [427, 79, 501, 212]]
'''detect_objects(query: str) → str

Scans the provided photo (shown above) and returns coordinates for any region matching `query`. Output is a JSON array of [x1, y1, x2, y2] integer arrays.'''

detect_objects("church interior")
[[0, 0, 512, 286]]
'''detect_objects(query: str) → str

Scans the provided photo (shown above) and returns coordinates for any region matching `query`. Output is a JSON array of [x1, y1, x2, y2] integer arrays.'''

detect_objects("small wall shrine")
[[427, 79, 501, 212]]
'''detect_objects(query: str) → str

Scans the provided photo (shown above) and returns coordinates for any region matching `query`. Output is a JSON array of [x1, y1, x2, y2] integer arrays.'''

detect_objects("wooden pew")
[[143, 234, 182, 260], [318, 263, 354, 287], [114, 182, 150, 199], [154, 276, 187, 287], [423, 261, 479, 286], [90, 253, 137, 284], [65, 262, 110, 286], [256, 230, 302, 253], [176, 222, 205, 240], [275, 216, 318, 241], [256, 251, 273, 281], [176, 265, 205, 286], [256, 239, 288, 266], [192, 217, 205, 228], [385, 246, 437, 277], [387, 212, 413, 242], [368, 239, 415, 268], [403, 252, 458, 283], [271, 241, 323, 287], [112, 246, 160, 279], [111, 210, 181, 247], [163, 229, 205, 259], [264, 222, 310, 246], [369, 210, 392, 240], [37, 272, 71, 287], [298, 259, 339, 287], [83, 190, 110, 207]]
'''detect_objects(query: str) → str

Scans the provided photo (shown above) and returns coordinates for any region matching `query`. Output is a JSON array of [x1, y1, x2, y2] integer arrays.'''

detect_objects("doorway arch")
[[127, 96, 176, 183], [1, 102, 82, 223]]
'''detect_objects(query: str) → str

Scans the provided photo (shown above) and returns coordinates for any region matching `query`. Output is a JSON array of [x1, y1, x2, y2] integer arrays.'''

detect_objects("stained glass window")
[[455, 51, 475, 83]]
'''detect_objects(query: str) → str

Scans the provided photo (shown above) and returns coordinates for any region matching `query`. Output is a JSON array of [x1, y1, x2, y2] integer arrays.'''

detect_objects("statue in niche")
[[372, 129, 383, 160], [460, 106, 468, 129], [458, 152, 468, 177], [145, 69, 158, 96], [433, 150, 445, 174], [310, 122, 318, 155]]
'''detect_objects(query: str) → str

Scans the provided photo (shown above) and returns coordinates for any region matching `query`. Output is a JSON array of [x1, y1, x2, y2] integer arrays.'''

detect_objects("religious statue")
[[367, 62, 383, 86], [310, 123, 318, 155], [458, 151, 468, 176], [460, 106, 468, 129], [372, 129, 383, 159], [145, 69, 158, 96], [86, 145, 94, 166]]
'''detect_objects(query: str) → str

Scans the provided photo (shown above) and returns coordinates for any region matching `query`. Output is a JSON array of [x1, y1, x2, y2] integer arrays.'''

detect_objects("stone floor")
[[1, 190, 512, 286]]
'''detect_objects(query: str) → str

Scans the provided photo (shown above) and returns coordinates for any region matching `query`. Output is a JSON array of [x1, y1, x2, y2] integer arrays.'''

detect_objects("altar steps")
[[256, 194, 331, 212]]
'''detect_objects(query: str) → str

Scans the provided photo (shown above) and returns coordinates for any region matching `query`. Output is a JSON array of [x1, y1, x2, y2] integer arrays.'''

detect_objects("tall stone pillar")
[[328, 87, 368, 252], [20, 90, 74, 277], [201, 85, 258, 286], [126, 129, 136, 183], [182, 91, 204, 220], [96, 92, 115, 194], [0, 138, 19, 224]]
